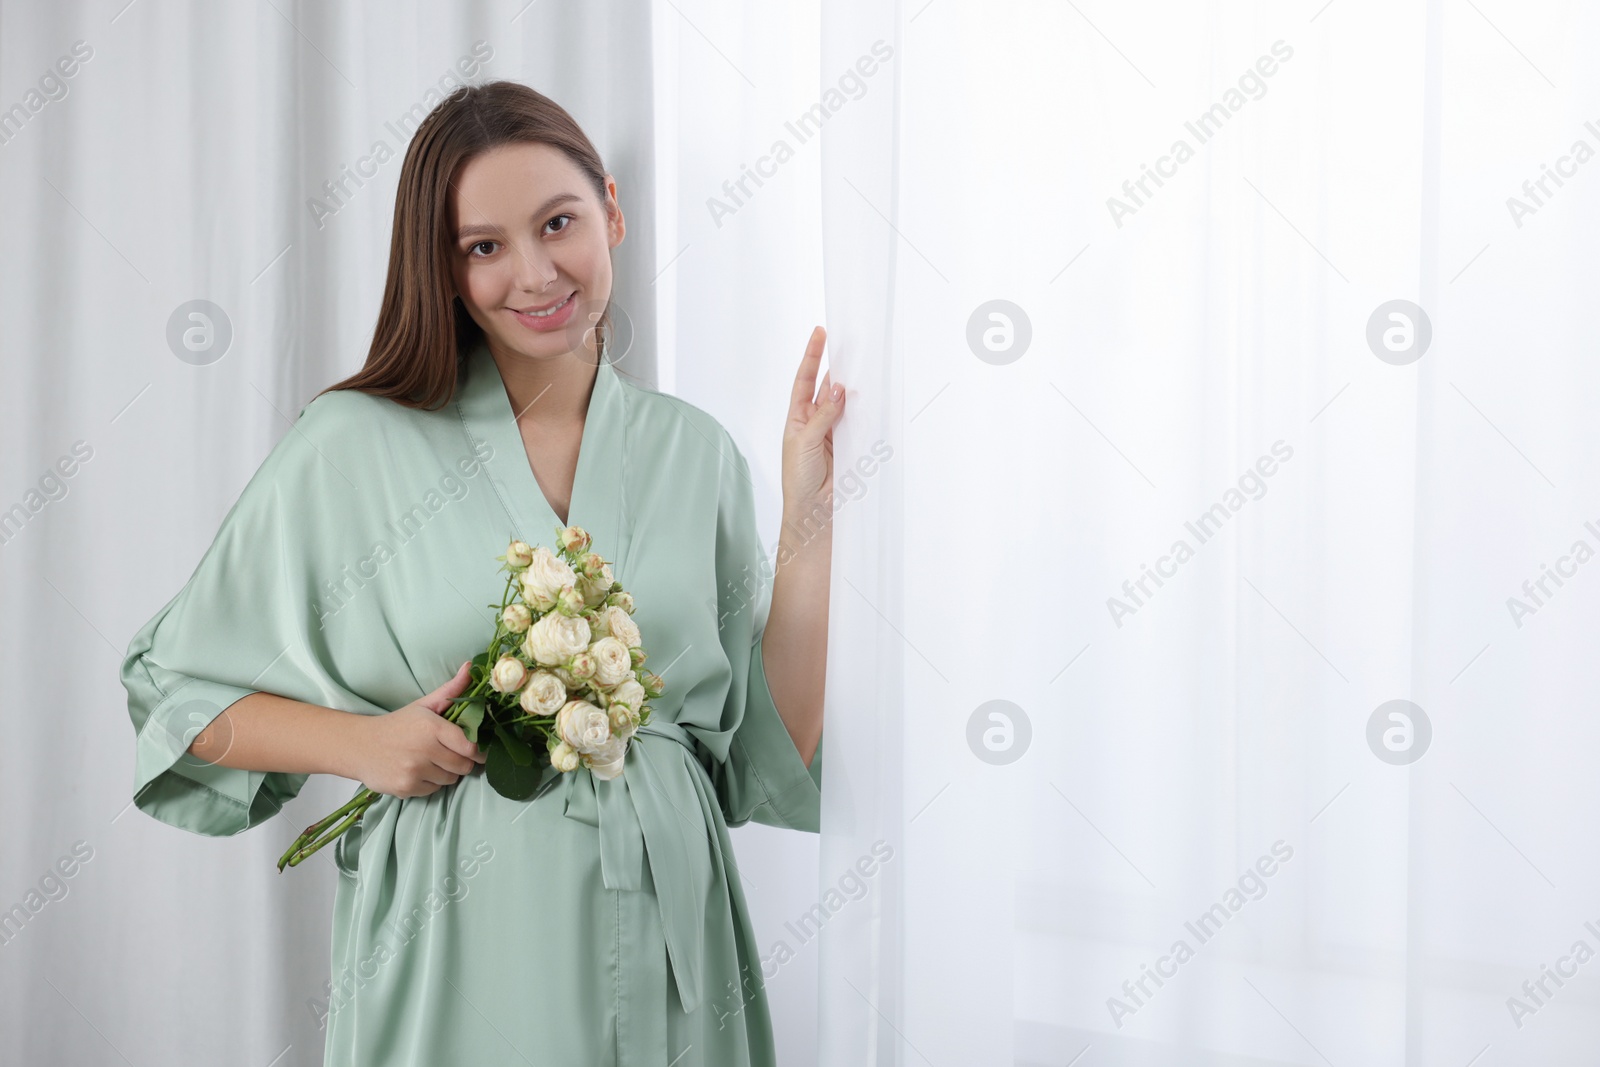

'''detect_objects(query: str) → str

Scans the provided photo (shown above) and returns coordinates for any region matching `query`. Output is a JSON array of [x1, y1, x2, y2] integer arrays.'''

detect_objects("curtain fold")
[[815, 0, 913, 1063]]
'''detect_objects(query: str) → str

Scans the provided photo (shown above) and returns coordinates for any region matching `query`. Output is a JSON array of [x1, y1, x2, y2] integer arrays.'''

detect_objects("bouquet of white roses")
[[278, 525, 663, 871]]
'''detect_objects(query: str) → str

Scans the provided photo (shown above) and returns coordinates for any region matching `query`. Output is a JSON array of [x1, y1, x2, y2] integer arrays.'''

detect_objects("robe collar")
[[454, 336, 632, 581]]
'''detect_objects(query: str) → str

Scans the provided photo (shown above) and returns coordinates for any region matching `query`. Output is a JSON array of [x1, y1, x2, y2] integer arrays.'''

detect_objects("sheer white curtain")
[[815, 0, 1600, 1064]]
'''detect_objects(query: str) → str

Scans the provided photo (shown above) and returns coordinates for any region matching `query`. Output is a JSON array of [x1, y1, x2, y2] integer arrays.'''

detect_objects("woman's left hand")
[[781, 326, 845, 535]]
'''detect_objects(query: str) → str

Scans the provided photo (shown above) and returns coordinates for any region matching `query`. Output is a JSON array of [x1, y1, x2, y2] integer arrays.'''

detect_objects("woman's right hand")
[[351, 661, 488, 798]]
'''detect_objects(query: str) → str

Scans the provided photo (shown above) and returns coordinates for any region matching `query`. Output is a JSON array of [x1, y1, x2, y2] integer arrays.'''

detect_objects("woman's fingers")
[[421, 660, 473, 714], [420, 764, 459, 787], [428, 739, 474, 781], [788, 326, 827, 419], [799, 367, 845, 448], [437, 727, 485, 768], [438, 723, 480, 764]]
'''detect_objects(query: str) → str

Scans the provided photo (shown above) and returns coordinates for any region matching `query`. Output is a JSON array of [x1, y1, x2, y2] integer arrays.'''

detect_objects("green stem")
[[281, 569, 531, 873], [276, 788, 376, 871], [282, 797, 373, 868], [302, 788, 369, 838]]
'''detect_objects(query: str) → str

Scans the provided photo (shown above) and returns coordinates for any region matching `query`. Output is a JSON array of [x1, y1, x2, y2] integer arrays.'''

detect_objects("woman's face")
[[449, 141, 624, 364]]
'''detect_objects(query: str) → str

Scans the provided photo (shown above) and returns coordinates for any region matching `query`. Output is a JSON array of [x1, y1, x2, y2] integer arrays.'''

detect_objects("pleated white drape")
[[0, 4, 665, 1064]]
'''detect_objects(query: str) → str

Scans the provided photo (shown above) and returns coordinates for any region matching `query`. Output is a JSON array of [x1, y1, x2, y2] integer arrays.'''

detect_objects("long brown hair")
[[318, 80, 618, 411]]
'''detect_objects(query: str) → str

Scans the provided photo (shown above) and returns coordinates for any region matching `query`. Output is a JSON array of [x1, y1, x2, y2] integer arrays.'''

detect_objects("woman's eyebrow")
[[456, 193, 584, 240]]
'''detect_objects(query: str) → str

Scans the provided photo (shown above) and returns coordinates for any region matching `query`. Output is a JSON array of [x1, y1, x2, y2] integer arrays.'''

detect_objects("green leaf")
[[499, 727, 534, 766], [455, 699, 485, 744], [486, 738, 543, 800]]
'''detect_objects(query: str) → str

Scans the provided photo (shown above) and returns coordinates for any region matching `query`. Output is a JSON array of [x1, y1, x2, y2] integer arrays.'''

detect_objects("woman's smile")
[[509, 290, 578, 331]]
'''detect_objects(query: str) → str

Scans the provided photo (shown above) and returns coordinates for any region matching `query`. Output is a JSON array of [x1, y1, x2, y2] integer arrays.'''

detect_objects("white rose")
[[518, 670, 568, 717], [520, 547, 577, 605], [584, 735, 630, 780], [588, 637, 633, 687], [489, 655, 527, 693], [557, 699, 612, 754], [593, 605, 641, 649], [522, 613, 591, 667], [610, 678, 646, 715]]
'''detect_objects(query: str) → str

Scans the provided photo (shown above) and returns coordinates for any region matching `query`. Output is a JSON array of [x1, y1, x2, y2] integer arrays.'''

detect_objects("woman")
[[121, 80, 842, 1066]]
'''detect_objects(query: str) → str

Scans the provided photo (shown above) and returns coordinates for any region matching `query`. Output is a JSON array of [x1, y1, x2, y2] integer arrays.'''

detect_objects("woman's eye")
[[466, 217, 570, 256]]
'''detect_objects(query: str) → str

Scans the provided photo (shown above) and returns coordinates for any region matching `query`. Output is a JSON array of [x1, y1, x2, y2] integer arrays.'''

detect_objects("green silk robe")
[[121, 338, 824, 1066]]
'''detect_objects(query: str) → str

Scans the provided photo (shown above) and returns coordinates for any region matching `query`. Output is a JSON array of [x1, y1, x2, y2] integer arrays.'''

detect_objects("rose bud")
[[502, 540, 534, 569], [549, 741, 581, 773], [501, 603, 533, 634], [489, 655, 528, 693], [559, 526, 591, 554], [568, 651, 596, 680]]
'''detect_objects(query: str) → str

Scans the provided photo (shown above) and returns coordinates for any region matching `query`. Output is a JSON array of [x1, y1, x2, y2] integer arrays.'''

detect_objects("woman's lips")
[[509, 291, 577, 331]]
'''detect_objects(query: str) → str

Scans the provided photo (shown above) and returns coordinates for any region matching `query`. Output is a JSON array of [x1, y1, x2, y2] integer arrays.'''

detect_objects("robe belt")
[[560, 717, 714, 1014]]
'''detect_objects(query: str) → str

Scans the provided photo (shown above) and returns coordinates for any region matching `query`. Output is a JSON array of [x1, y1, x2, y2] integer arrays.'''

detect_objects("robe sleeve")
[[121, 395, 390, 837], [704, 432, 824, 834]]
